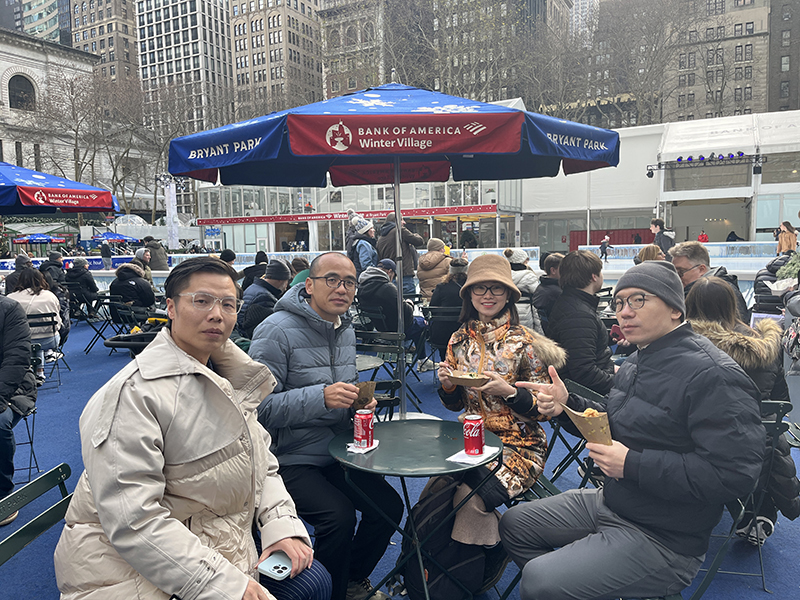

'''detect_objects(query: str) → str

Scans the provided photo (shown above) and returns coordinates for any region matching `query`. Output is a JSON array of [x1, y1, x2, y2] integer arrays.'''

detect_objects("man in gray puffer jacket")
[[249, 252, 402, 600]]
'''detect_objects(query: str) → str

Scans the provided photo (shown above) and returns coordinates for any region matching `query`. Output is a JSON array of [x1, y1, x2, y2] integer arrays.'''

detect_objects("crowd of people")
[[2, 213, 800, 600]]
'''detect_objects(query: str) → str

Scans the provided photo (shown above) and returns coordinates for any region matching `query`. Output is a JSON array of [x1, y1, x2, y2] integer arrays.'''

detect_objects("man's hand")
[[243, 579, 276, 600], [324, 382, 358, 409], [587, 441, 629, 480], [363, 397, 378, 411], [258, 537, 314, 578], [516, 365, 567, 417], [476, 372, 516, 398]]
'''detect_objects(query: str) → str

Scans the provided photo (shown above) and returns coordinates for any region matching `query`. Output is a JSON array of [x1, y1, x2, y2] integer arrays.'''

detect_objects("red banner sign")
[[197, 204, 496, 226], [287, 112, 524, 157], [17, 186, 113, 210]]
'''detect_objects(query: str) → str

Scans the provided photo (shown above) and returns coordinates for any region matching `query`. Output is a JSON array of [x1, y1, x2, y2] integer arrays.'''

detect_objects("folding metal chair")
[[83, 295, 123, 354], [0, 463, 72, 568]]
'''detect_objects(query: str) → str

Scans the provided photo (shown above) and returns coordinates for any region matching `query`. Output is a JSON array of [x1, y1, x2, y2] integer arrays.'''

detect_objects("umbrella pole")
[[393, 157, 407, 419]]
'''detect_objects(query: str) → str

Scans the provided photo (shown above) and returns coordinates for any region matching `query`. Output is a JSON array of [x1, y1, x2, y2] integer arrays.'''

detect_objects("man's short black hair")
[[308, 252, 354, 278], [651, 218, 665, 230], [164, 256, 239, 298]]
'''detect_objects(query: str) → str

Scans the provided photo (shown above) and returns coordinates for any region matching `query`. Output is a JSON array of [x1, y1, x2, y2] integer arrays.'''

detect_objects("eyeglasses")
[[177, 292, 243, 314], [309, 276, 357, 292], [611, 292, 657, 313], [471, 284, 507, 296], [675, 264, 702, 278]]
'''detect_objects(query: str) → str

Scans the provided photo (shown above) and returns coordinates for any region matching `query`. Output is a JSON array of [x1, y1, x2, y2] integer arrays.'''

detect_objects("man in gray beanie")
[[499, 260, 765, 600]]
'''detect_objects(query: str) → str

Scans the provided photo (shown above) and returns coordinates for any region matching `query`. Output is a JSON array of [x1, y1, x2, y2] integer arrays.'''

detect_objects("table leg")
[[342, 458, 503, 600]]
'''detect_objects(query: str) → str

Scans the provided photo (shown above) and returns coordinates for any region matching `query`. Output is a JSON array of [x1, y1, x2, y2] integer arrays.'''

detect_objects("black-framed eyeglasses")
[[471, 284, 507, 296], [611, 293, 657, 313], [675, 264, 702, 278], [177, 292, 243, 314], [309, 276, 357, 292]]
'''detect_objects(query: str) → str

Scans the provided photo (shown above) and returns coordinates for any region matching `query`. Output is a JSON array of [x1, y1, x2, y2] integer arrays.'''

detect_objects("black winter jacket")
[[65, 266, 99, 304], [3, 266, 29, 295], [357, 266, 413, 334], [531, 276, 561, 327], [428, 279, 464, 348], [109, 263, 156, 308], [240, 263, 268, 291], [653, 229, 676, 259], [565, 324, 764, 556], [238, 278, 282, 339], [39, 259, 65, 284], [546, 287, 614, 395], [0, 295, 36, 416], [691, 319, 800, 521]]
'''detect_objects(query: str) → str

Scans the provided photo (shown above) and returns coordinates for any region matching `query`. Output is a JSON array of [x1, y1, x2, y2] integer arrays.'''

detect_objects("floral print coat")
[[442, 313, 566, 498]]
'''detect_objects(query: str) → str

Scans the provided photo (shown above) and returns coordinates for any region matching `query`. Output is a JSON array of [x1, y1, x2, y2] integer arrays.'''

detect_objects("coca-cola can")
[[463, 415, 485, 456], [354, 410, 374, 448]]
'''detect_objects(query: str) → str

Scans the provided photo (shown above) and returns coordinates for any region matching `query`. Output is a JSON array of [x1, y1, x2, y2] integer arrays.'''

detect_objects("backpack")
[[396, 475, 508, 600]]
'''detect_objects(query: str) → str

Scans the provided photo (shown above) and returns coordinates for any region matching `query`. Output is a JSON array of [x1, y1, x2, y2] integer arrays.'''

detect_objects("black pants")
[[279, 462, 404, 600]]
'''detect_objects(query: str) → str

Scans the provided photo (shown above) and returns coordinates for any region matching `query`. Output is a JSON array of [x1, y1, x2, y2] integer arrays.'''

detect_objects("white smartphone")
[[257, 551, 292, 581]]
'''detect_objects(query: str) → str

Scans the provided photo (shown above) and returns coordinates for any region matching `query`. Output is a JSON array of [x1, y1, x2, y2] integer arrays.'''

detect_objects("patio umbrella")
[[12, 233, 67, 244], [92, 231, 140, 243], [168, 83, 621, 415], [0, 162, 118, 215]]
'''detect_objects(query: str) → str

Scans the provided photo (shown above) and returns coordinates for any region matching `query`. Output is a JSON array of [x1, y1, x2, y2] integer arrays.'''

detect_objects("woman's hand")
[[243, 580, 276, 600], [516, 366, 567, 417], [476, 371, 516, 398], [258, 537, 314, 578], [438, 363, 455, 388], [363, 398, 378, 412]]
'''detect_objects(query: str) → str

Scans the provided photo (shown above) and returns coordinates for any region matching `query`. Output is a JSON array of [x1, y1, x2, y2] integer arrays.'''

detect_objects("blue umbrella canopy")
[[92, 231, 140, 243], [0, 162, 119, 215], [169, 84, 620, 187]]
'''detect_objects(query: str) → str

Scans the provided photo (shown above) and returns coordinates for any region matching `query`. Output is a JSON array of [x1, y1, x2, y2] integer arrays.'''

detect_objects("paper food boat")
[[562, 405, 612, 445]]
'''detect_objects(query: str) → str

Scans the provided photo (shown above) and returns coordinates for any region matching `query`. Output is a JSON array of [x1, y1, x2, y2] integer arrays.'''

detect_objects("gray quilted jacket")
[[249, 284, 356, 467]]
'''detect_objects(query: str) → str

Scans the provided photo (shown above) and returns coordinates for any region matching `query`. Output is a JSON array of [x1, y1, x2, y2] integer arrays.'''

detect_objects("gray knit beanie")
[[615, 260, 685, 315], [265, 259, 291, 281]]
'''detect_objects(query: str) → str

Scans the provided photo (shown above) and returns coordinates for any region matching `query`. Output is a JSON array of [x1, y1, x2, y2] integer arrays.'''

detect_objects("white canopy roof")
[[659, 110, 800, 162]]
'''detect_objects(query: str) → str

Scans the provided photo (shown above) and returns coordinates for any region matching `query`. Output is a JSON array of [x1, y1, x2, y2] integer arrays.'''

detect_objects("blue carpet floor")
[[3, 319, 800, 599]]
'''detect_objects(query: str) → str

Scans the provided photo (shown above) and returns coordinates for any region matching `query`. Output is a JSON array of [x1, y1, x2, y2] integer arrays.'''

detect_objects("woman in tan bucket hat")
[[437, 253, 566, 507]]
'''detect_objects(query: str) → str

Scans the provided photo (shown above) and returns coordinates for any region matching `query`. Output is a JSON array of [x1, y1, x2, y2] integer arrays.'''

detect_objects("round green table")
[[329, 419, 504, 600]]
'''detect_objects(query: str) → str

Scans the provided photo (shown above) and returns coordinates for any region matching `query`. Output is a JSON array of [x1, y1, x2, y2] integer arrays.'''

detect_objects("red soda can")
[[463, 415, 485, 455], [354, 410, 374, 448]]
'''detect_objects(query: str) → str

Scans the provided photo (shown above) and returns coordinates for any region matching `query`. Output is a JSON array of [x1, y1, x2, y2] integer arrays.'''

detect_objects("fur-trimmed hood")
[[689, 318, 782, 370], [115, 261, 144, 280], [528, 329, 567, 370]]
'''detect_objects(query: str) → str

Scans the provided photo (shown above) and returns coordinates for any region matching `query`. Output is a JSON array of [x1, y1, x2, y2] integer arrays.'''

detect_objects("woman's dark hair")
[[164, 256, 239, 299], [459, 285, 520, 326], [685, 276, 739, 330], [782, 221, 796, 234], [255, 251, 268, 264], [14, 268, 48, 295], [292, 256, 310, 273]]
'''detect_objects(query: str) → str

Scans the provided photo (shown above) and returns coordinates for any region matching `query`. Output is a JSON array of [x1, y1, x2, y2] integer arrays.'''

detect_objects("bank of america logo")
[[464, 122, 487, 135]]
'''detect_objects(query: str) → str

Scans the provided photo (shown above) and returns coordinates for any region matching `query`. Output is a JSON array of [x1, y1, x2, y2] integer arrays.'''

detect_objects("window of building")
[[744, 44, 752, 60], [745, 22, 754, 35], [678, 94, 686, 107], [744, 86, 752, 100], [734, 23, 742, 36], [331, 79, 339, 92], [689, 30, 698, 42], [783, 30, 791, 46], [348, 76, 356, 89], [745, 66, 752, 79], [735, 87, 742, 101], [688, 93, 695, 106], [735, 45, 743, 61], [782, 4, 791, 20], [688, 52, 696, 68], [706, 0, 725, 16], [8, 76, 35, 111], [706, 27, 714, 40], [717, 26, 725, 38], [781, 81, 790, 98], [782, 56, 790, 71], [688, 73, 696, 86], [679, 74, 686, 87], [679, 53, 686, 69]]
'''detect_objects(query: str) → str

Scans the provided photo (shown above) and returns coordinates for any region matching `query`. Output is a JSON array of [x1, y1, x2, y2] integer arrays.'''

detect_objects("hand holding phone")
[[257, 551, 292, 580]]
